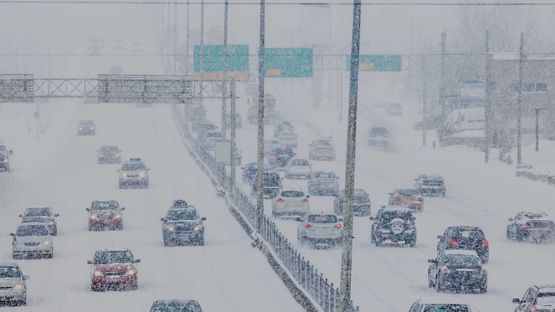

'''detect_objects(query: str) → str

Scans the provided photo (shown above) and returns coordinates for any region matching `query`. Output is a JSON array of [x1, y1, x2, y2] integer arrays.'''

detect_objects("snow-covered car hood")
[[0, 278, 22, 288], [94, 263, 135, 274], [15, 235, 52, 244]]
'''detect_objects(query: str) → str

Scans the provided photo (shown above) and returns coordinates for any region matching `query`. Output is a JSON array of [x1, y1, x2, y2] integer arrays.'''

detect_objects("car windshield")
[[16, 225, 49, 236], [264, 173, 281, 185], [122, 162, 145, 170], [444, 255, 481, 267], [537, 293, 555, 306], [25, 208, 50, 216], [370, 128, 388, 136], [292, 159, 309, 166], [317, 172, 336, 179], [521, 212, 546, 219], [206, 132, 222, 138], [423, 305, 470, 312], [101, 146, 118, 152], [281, 191, 304, 197], [151, 303, 201, 312], [398, 189, 419, 195], [91, 201, 119, 210], [380, 211, 413, 222], [314, 140, 331, 146], [354, 189, 368, 197], [0, 266, 21, 278], [172, 200, 188, 208], [166, 209, 199, 221], [423, 177, 444, 184], [95, 251, 134, 264], [307, 215, 338, 223]]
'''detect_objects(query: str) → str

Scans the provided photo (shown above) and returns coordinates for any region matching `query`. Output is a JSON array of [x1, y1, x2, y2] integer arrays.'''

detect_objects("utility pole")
[[535, 108, 541, 152], [422, 62, 428, 147], [174, 0, 178, 75], [185, 0, 190, 75], [199, 0, 205, 106], [339, 0, 361, 311], [439, 31, 446, 119], [255, 0, 266, 233], [484, 31, 491, 163], [230, 78, 237, 188], [517, 32, 524, 165], [221, 0, 229, 139]]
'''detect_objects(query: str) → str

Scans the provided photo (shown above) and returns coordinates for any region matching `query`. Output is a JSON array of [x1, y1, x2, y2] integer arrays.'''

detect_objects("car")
[[296, 213, 343, 247], [0, 144, 13, 171], [19, 207, 59, 235], [506, 212, 555, 243], [285, 158, 312, 179], [333, 188, 371, 216], [385, 102, 402, 116], [199, 130, 223, 150], [427, 250, 487, 293], [308, 171, 340, 196], [251, 171, 282, 199], [267, 147, 295, 169], [388, 188, 424, 211], [415, 174, 446, 197], [11, 223, 54, 259], [242, 162, 257, 184], [87, 200, 125, 231], [161, 206, 206, 246], [275, 130, 298, 148], [308, 138, 336, 160], [368, 126, 390, 147], [272, 190, 310, 218], [513, 285, 555, 312], [436, 226, 489, 263], [0, 263, 28, 306], [78, 120, 96, 136], [150, 299, 203, 312], [370, 206, 417, 247], [118, 158, 149, 188], [88, 249, 140, 291], [97, 145, 122, 164], [408, 299, 472, 312]]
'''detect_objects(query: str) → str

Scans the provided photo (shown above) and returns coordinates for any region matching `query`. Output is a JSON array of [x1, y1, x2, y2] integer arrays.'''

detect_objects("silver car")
[[368, 127, 390, 147], [19, 207, 59, 235], [272, 190, 310, 218], [308, 171, 340, 196], [285, 159, 312, 179], [308, 139, 335, 160], [297, 214, 343, 247], [11, 223, 54, 259], [0, 263, 28, 306], [119, 158, 149, 188]]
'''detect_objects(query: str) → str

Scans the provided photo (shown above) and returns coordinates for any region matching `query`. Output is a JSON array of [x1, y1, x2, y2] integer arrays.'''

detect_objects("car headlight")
[[93, 270, 103, 277], [113, 214, 122, 219], [194, 224, 204, 232], [48, 220, 55, 225], [125, 269, 136, 276], [43, 240, 50, 245], [121, 173, 128, 178], [13, 283, 25, 291], [90, 214, 98, 220], [139, 172, 145, 178]]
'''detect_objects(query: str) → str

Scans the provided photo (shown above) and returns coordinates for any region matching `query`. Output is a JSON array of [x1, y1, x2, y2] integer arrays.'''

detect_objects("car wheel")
[[47, 252, 54, 259], [52, 228, 58, 236], [130, 284, 138, 291], [506, 228, 512, 240], [427, 272, 434, 288], [197, 236, 205, 246], [479, 284, 487, 293], [18, 300, 26, 306], [435, 278, 442, 292], [163, 237, 170, 247], [408, 240, 416, 248]]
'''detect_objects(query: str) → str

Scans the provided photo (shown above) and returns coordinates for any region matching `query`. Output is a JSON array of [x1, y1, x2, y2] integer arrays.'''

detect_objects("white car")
[[0, 263, 28, 306], [272, 190, 310, 218], [285, 159, 312, 179], [19, 207, 59, 235], [308, 139, 336, 160], [297, 214, 343, 247], [119, 158, 149, 188], [276, 130, 298, 148], [11, 223, 54, 259]]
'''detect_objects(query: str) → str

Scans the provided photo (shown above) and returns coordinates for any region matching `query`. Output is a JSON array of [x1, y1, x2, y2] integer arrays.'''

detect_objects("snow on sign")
[[346, 55, 402, 72], [193, 44, 250, 81], [265, 48, 313, 78]]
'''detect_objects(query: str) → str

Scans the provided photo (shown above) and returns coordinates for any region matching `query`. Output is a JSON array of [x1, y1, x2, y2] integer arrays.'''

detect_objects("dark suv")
[[370, 207, 416, 247], [251, 171, 282, 199], [0, 144, 13, 171], [436, 226, 489, 263], [427, 250, 487, 293], [415, 174, 446, 197]]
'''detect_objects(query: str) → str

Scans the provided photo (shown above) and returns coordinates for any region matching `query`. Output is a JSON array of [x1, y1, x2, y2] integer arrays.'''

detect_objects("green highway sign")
[[194, 44, 249, 80], [346, 54, 402, 72], [265, 48, 313, 78]]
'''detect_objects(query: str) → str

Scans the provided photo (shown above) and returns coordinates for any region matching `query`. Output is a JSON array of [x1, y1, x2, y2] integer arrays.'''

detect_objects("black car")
[[268, 147, 295, 169], [370, 207, 416, 247], [333, 189, 371, 216], [150, 299, 203, 312], [506, 212, 555, 243], [161, 206, 206, 246], [251, 171, 282, 199], [242, 162, 257, 184], [415, 174, 446, 197], [427, 250, 487, 293], [0, 144, 13, 171], [436, 226, 489, 263], [78, 120, 96, 136]]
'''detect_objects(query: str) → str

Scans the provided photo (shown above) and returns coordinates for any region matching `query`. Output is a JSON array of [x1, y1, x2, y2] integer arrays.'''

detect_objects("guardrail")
[[173, 106, 358, 312], [515, 164, 555, 186]]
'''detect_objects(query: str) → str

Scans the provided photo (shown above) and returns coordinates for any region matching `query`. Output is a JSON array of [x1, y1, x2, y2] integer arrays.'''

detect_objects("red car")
[[388, 188, 424, 211], [88, 249, 140, 291], [87, 200, 125, 231]]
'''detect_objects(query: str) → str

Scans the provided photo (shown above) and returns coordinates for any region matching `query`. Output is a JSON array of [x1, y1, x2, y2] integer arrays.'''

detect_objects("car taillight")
[[482, 239, 489, 248], [448, 239, 458, 247], [333, 223, 342, 229], [304, 223, 313, 228], [440, 265, 450, 273], [301, 198, 309, 203], [522, 222, 531, 229], [276, 197, 284, 203]]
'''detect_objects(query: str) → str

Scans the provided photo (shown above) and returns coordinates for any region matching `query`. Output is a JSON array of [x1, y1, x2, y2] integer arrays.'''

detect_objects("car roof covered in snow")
[[443, 249, 480, 257], [536, 285, 555, 292], [0, 262, 21, 268], [382, 206, 413, 214], [151, 299, 201, 306]]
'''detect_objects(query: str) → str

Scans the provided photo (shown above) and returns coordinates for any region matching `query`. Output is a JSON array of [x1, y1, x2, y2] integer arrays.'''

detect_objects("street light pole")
[[199, 0, 205, 106], [535, 108, 541, 152], [517, 32, 524, 165], [221, 0, 229, 139], [484, 30, 491, 163], [255, 0, 266, 233], [339, 0, 361, 311]]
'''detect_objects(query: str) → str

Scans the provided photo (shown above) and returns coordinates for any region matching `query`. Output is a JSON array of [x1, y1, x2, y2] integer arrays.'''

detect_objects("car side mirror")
[[436, 235, 442, 239], [120, 207, 126, 211], [9, 150, 13, 154], [18, 214, 22, 218], [369, 216, 374, 221], [9, 233, 15, 237], [427, 259, 436, 264], [338, 218, 344, 222], [512, 298, 521, 304], [23, 275, 29, 280], [134, 259, 141, 263], [295, 217, 303, 222], [388, 193, 393, 196], [85, 208, 90, 211], [201, 217, 207, 221], [160, 218, 166, 222], [87, 260, 94, 265], [508, 218, 513, 221], [306, 195, 310, 199], [55, 214, 60, 217]]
